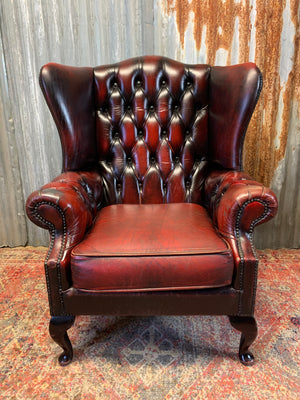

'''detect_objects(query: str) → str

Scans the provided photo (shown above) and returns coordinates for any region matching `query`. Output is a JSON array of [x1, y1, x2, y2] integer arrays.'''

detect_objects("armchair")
[[26, 56, 277, 366]]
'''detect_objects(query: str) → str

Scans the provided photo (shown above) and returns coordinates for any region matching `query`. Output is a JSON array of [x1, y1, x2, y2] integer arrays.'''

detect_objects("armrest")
[[26, 171, 103, 302], [205, 170, 278, 240], [26, 171, 103, 245], [205, 169, 278, 296]]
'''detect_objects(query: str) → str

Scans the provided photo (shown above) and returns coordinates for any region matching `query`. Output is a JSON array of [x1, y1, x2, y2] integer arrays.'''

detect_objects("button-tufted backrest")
[[39, 56, 262, 207], [94, 56, 210, 205]]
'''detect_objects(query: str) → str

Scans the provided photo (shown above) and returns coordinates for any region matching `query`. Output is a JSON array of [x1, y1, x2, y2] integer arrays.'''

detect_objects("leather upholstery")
[[205, 170, 278, 238], [26, 171, 103, 301], [71, 203, 234, 291], [39, 65, 96, 171], [25, 56, 279, 366], [38, 56, 262, 210], [26, 56, 278, 319], [209, 65, 262, 169], [94, 57, 210, 205]]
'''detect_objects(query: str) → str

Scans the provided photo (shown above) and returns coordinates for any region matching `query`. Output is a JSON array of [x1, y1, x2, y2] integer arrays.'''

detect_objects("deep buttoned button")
[[149, 105, 155, 112], [161, 80, 166, 86], [113, 82, 118, 88]]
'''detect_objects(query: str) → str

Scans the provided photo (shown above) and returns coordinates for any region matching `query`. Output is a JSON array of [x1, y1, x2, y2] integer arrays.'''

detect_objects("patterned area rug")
[[0, 247, 299, 399]]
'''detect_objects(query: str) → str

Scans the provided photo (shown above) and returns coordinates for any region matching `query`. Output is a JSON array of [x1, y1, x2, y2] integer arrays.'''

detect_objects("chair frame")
[[26, 56, 278, 366]]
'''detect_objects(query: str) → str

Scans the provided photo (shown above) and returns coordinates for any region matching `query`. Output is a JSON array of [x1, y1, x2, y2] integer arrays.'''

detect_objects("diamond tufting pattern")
[[94, 56, 210, 205]]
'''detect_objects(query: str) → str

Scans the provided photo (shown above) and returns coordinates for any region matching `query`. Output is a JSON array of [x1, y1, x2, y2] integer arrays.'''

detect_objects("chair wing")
[[40, 63, 97, 171], [209, 63, 262, 169]]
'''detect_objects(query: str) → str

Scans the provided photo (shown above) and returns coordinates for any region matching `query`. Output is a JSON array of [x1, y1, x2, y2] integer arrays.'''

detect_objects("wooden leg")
[[49, 316, 75, 366], [229, 316, 258, 366]]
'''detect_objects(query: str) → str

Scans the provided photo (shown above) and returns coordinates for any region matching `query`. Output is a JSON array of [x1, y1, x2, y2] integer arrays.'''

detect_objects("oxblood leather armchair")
[[26, 56, 278, 366]]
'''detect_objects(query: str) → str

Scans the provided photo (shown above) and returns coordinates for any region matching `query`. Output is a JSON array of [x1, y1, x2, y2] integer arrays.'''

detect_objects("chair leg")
[[49, 316, 75, 366], [229, 316, 258, 366]]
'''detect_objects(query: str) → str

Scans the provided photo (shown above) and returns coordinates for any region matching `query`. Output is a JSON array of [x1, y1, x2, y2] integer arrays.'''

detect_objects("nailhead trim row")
[[235, 198, 270, 315], [248, 200, 269, 314], [33, 201, 68, 316]]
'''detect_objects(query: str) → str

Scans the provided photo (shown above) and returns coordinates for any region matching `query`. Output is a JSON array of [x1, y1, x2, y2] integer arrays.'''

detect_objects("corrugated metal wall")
[[0, 0, 299, 248]]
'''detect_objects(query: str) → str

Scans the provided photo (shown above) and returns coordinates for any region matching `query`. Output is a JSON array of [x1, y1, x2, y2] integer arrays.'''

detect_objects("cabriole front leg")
[[49, 316, 75, 366], [229, 316, 257, 366]]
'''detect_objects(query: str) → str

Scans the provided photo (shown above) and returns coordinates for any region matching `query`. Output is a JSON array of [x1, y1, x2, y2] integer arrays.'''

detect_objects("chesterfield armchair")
[[26, 56, 278, 366]]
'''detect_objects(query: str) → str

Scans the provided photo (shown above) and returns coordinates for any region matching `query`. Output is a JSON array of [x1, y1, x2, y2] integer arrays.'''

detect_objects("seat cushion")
[[71, 203, 234, 292]]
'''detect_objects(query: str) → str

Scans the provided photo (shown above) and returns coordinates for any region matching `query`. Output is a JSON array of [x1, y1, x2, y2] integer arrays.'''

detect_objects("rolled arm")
[[26, 171, 103, 248], [205, 170, 278, 239], [26, 171, 103, 313]]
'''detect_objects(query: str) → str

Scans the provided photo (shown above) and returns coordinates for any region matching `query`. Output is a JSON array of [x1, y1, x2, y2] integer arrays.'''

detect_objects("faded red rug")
[[0, 247, 299, 399]]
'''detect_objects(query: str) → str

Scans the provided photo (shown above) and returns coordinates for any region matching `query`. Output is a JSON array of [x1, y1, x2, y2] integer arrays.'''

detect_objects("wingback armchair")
[[26, 56, 278, 366]]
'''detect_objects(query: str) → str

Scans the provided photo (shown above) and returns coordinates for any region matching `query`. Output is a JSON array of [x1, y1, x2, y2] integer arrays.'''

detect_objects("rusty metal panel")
[[155, 0, 300, 248]]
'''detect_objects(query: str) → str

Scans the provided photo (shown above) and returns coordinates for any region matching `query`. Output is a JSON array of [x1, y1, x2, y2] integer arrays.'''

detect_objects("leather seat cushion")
[[70, 203, 234, 292]]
